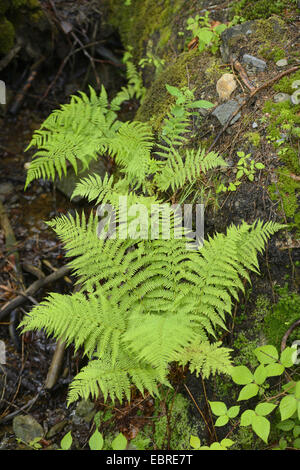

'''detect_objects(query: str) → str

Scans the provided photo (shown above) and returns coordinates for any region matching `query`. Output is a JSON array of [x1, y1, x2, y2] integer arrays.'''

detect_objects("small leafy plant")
[[186, 12, 227, 54], [208, 344, 300, 448], [217, 151, 265, 193]]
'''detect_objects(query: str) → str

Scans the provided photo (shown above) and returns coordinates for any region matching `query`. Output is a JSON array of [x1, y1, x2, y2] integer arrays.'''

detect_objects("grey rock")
[[273, 93, 291, 103], [291, 89, 300, 105], [242, 54, 267, 71], [46, 419, 68, 439], [56, 158, 107, 201], [75, 399, 96, 423], [0, 182, 14, 202], [212, 100, 241, 127], [252, 122, 258, 129], [13, 415, 44, 444], [292, 80, 300, 89], [276, 58, 288, 67], [220, 21, 254, 63]]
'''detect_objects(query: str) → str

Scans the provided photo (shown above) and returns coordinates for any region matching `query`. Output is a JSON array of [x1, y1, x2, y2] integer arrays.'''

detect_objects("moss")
[[273, 69, 300, 94], [245, 131, 261, 147], [0, 0, 9, 15], [107, 0, 185, 63], [262, 97, 300, 233], [135, 47, 218, 134], [258, 43, 285, 62], [0, 16, 15, 54], [150, 393, 199, 450], [231, 0, 298, 21], [263, 285, 300, 350]]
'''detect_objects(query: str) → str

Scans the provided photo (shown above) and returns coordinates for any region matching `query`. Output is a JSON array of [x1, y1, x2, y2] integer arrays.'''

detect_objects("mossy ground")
[[231, 0, 299, 21], [0, 0, 42, 55]]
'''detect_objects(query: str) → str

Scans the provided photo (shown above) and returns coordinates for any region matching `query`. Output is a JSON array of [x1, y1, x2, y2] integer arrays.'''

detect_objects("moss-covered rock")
[[0, 0, 43, 56], [231, 0, 299, 21], [0, 16, 15, 55]]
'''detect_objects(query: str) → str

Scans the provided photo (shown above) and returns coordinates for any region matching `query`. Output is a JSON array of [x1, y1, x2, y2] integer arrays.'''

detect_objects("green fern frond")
[[176, 341, 233, 378], [154, 147, 227, 192]]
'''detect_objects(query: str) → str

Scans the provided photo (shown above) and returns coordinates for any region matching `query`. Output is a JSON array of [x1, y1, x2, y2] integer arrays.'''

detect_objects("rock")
[[0, 182, 14, 202], [46, 419, 68, 439], [291, 89, 300, 105], [13, 415, 44, 444], [292, 80, 300, 90], [74, 399, 96, 423], [220, 21, 254, 63], [252, 122, 258, 129], [242, 54, 267, 71], [216, 74, 237, 101], [276, 58, 288, 67], [56, 158, 107, 202], [273, 93, 291, 103], [0, 340, 5, 364], [212, 100, 241, 127]]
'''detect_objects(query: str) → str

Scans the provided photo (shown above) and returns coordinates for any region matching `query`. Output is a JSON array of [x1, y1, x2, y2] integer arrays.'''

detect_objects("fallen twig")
[[281, 318, 300, 352], [0, 265, 72, 321]]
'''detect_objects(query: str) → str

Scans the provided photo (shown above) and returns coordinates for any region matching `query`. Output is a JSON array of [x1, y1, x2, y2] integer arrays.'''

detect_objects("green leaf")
[[255, 402, 277, 417], [89, 430, 103, 450], [209, 401, 227, 416], [280, 347, 295, 368], [238, 383, 259, 401], [227, 405, 240, 419], [293, 438, 300, 449], [254, 345, 278, 364], [231, 365, 254, 385], [60, 431, 72, 450], [255, 162, 265, 170], [298, 402, 300, 421], [190, 435, 201, 449], [293, 425, 300, 438], [251, 415, 270, 444], [276, 419, 294, 431], [189, 100, 214, 109], [215, 415, 229, 427], [111, 433, 127, 450], [295, 381, 300, 399], [165, 84, 182, 97], [265, 363, 284, 377], [220, 438, 234, 448], [240, 409, 255, 427], [236, 169, 244, 180], [280, 395, 297, 421], [253, 364, 267, 385], [279, 437, 287, 450], [209, 442, 225, 450]]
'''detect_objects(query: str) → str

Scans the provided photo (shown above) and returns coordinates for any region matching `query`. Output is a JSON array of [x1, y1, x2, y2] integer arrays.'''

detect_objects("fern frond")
[[176, 341, 233, 378], [154, 147, 227, 192]]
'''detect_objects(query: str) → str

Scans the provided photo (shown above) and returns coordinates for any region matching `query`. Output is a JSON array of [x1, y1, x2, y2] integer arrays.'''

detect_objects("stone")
[[13, 415, 44, 444], [0, 182, 14, 202], [216, 73, 237, 101], [291, 89, 300, 105], [212, 100, 241, 127], [242, 54, 267, 71], [220, 21, 254, 63], [276, 58, 288, 67], [292, 80, 300, 90], [273, 93, 291, 103], [56, 158, 107, 201], [74, 399, 96, 423]]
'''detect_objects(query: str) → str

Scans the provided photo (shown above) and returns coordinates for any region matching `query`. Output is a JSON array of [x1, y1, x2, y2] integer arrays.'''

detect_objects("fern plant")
[[21, 72, 284, 406]]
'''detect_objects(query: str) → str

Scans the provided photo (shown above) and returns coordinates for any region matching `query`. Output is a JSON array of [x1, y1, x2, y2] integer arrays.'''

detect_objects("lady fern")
[[21, 72, 284, 406]]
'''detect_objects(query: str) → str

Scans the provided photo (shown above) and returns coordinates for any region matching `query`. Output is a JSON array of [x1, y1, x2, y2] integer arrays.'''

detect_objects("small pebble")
[[291, 80, 300, 89], [276, 58, 288, 67], [252, 122, 258, 129], [291, 89, 300, 105], [242, 54, 267, 71], [273, 92, 291, 103]]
